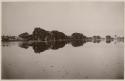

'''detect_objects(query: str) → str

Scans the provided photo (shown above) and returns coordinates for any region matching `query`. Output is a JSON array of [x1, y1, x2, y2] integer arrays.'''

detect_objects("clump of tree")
[[92, 36, 101, 43], [2, 36, 9, 41], [2, 35, 18, 42], [32, 27, 49, 41], [32, 27, 67, 41], [50, 30, 66, 41], [14, 27, 125, 53], [3, 27, 120, 46], [18, 32, 33, 41], [70, 33, 87, 47], [3, 27, 88, 44], [71, 33, 86, 40], [106, 35, 114, 43]]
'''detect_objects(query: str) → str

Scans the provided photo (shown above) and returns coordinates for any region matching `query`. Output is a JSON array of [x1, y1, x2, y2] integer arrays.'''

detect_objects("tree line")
[[2, 27, 124, 44]]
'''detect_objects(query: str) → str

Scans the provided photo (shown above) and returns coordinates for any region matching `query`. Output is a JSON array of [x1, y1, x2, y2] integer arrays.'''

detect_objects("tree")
[[106, 35, 112, 43], [32, 27, 49, 41], [50, 30, 66, 41], [93, 36, 101, 43], [71, 32, 86, 41], [71, 33, 87, 47], [18, 32, 30, 40]]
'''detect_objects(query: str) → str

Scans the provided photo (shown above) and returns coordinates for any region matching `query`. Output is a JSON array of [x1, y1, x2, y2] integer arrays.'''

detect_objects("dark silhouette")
[[50, 30, 66, 41], [19, 42, 29, 49], [71, 33, 87, 40], [71, 40, 85, 47], [2, 35, 19, 42], [31, 42, 50, 53], [70, 33, 87, 47], [2, 27, 124, 53], [50, 41, 66, 50], [2, 27, 123, 44], [92, 36, 101, 43], [18, 32, 33, 41], [106, 35, 114, 43], [19, 41, 66, 53], [32, 28, 49, 41]]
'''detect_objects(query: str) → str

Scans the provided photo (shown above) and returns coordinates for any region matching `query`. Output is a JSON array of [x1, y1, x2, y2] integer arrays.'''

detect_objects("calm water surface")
[[2, 41, 124, 79]]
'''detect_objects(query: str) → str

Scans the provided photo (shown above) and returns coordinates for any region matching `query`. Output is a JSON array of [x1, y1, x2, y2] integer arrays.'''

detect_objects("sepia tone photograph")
[[1, 1, 124, 79]]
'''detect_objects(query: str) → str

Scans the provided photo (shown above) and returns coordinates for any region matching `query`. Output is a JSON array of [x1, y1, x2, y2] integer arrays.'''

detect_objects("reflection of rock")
[[31, 42, 50, 53], [32, 41, 66, 53], [19, 41, 66, 53], [71, 40, 86, 47], [19, 42, 29, 49], [93, 39, 101, 43], [50, 41, 66, 50], [18, 35, 123, 53]]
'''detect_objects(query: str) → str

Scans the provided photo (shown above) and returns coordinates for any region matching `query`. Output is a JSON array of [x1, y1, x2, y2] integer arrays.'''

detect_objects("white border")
[[0, 0, 124, 81]]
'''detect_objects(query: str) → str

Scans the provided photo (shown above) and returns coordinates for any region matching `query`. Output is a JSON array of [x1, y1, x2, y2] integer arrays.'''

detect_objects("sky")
[[2, 2, 124, 37]]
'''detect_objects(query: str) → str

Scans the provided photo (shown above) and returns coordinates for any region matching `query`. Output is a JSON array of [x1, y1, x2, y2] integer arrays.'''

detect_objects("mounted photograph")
[[1, 1, 124, 79]]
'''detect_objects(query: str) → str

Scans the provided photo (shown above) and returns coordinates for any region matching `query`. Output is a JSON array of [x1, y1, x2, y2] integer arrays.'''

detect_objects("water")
[[2, 40, 124, 79]]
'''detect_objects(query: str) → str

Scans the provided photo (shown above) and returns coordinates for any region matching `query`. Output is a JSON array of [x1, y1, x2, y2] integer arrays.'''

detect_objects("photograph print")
[[1, 1, 124, 79]]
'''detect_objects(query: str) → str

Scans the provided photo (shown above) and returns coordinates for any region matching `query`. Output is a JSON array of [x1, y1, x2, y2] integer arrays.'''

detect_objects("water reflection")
[[50, 41, 66, 50], [19, 42, 29, 49], [2, 37, 124, 79], [71, 39, 86, 47], [19, 41, 67, 53], [17, 38, 124, 53]]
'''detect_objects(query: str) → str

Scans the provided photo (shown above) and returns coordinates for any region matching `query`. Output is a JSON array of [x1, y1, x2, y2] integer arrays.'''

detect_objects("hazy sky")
[[2, 2, 124, 36]]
